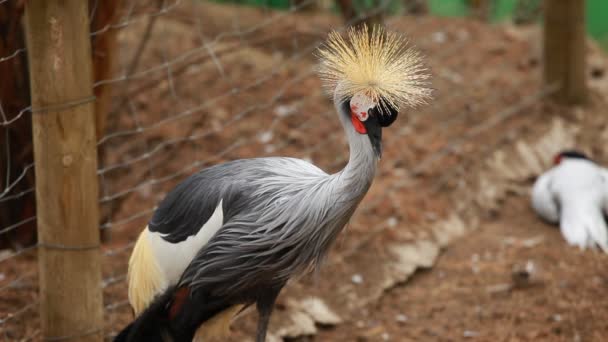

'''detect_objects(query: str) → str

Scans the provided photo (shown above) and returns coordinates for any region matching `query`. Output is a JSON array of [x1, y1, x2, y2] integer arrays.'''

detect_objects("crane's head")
[[317, 25, 431, 157], [553, 150, 591, 165]]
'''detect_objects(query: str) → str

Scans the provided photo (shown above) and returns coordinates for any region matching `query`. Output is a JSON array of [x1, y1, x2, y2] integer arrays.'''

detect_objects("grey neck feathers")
[[294, 93, 377, 272], [332, 91, 378, 196]]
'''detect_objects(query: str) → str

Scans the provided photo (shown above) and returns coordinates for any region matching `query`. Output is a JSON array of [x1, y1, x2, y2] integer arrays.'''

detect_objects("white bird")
[[531, 150, 608, 252]]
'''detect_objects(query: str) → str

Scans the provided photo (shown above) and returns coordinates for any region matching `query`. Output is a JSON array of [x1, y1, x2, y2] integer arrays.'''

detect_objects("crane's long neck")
[[333, 97, 378, 199], [299, 96, 378, 268]]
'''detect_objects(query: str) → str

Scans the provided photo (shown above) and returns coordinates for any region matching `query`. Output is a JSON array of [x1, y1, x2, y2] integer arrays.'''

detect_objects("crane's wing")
[[148, 175, 225, 242], [128, 159, 265, 315], [175, 162, 343, 298], [531, 170, 560, 224], [128, 165, 234, 315]]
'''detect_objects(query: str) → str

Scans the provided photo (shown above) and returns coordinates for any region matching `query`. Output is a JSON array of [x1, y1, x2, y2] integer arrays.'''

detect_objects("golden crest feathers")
[[317, 25, 431, 113]]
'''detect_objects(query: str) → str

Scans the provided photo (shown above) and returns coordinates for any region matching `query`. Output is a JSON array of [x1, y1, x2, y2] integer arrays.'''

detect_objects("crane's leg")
[[255, 286, 283, 342]]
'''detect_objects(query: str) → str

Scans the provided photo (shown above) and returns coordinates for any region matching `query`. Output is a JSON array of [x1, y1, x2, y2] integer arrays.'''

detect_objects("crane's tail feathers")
[[128, 227, 165, 315], [114, 286, 175, 342], [192, 304, 245, 342], [561, 210, 608, 253], [317, 24, 432, 113], [115, 286, 244, 342]]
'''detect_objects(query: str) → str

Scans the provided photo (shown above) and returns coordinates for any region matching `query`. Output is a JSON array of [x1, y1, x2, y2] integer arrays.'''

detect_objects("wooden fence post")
[[543, 0, 587, 104], [24, 1, 103, 341]]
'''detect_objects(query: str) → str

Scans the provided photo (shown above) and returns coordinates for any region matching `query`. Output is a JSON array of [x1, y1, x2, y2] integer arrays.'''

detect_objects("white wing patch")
[[147, 200, 224, 286]]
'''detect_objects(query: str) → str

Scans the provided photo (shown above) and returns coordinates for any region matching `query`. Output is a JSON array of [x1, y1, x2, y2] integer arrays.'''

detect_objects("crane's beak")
[[363, 105, 398, 159]]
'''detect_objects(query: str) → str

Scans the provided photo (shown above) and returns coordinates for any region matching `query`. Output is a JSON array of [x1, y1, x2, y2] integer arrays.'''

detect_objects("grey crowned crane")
[[116, 25, 431, 342], [532, 150, 608, 252]]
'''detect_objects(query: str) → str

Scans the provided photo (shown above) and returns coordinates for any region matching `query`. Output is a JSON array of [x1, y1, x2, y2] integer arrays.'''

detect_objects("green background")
[[428, 0, 608, 48], [211, 0, 608, 49]]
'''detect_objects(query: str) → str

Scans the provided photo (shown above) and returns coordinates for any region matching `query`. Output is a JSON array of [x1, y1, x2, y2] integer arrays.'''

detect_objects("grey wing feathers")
[[148, 157, 325, 243], [148, 160, 242, 243], [148, 173, 221, 243], [175, 160, 367, 298]]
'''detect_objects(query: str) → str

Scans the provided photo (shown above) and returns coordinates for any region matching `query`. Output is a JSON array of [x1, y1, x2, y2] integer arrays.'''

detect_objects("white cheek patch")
[[350, 92, 377, 122]]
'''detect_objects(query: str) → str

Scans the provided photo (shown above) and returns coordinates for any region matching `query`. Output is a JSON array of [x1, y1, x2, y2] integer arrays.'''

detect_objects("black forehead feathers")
[[558, 150, 591, 161], [372, 103, 398, 127]]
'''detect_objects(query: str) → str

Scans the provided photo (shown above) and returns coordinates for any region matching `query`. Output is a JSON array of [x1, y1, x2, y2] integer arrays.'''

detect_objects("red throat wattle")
[[351, 113, 367, 134], [553, 154, 562, 165]]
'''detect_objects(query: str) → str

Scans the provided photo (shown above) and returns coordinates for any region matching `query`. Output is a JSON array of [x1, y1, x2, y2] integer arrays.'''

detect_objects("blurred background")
[[1, 0, 608, 341]]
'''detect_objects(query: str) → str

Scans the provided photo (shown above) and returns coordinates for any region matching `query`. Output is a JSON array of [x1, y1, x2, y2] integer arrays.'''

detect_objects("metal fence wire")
[[0, 0, 580, 340]]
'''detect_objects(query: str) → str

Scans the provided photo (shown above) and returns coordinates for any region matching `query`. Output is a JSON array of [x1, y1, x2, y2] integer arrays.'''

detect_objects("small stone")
[[264, 145, 276, 154], [432, 31, 447, 44], [395, 314, 408, 323], [521, 236, 544, 248], [351, 274, 363, 284], [298, 297, 342, 325], [471, 253, 480, 263], [258, 131, 273, 143], [424, 211, 438, 221], [471, 265, 480, 274], [274, 104, 296, 117], [463, 330, 479, 338], [512, 260, 539, 287]]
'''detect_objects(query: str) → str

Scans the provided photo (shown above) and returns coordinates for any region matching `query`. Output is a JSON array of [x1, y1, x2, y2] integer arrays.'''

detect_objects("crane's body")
[[129, 157, 330, 313], [532, 151, 608, 252], [117, 25, 430, 342]]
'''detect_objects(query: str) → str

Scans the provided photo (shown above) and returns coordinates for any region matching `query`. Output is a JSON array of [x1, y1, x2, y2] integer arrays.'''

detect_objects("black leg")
[[255, 286, 283, 342]]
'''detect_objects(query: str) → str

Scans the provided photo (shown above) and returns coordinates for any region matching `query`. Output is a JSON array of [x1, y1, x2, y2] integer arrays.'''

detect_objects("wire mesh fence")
[[0, 0, 579, 340]]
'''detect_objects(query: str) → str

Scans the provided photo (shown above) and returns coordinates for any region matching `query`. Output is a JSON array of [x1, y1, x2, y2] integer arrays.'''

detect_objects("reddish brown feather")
[[169, 286, 190, 320]]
